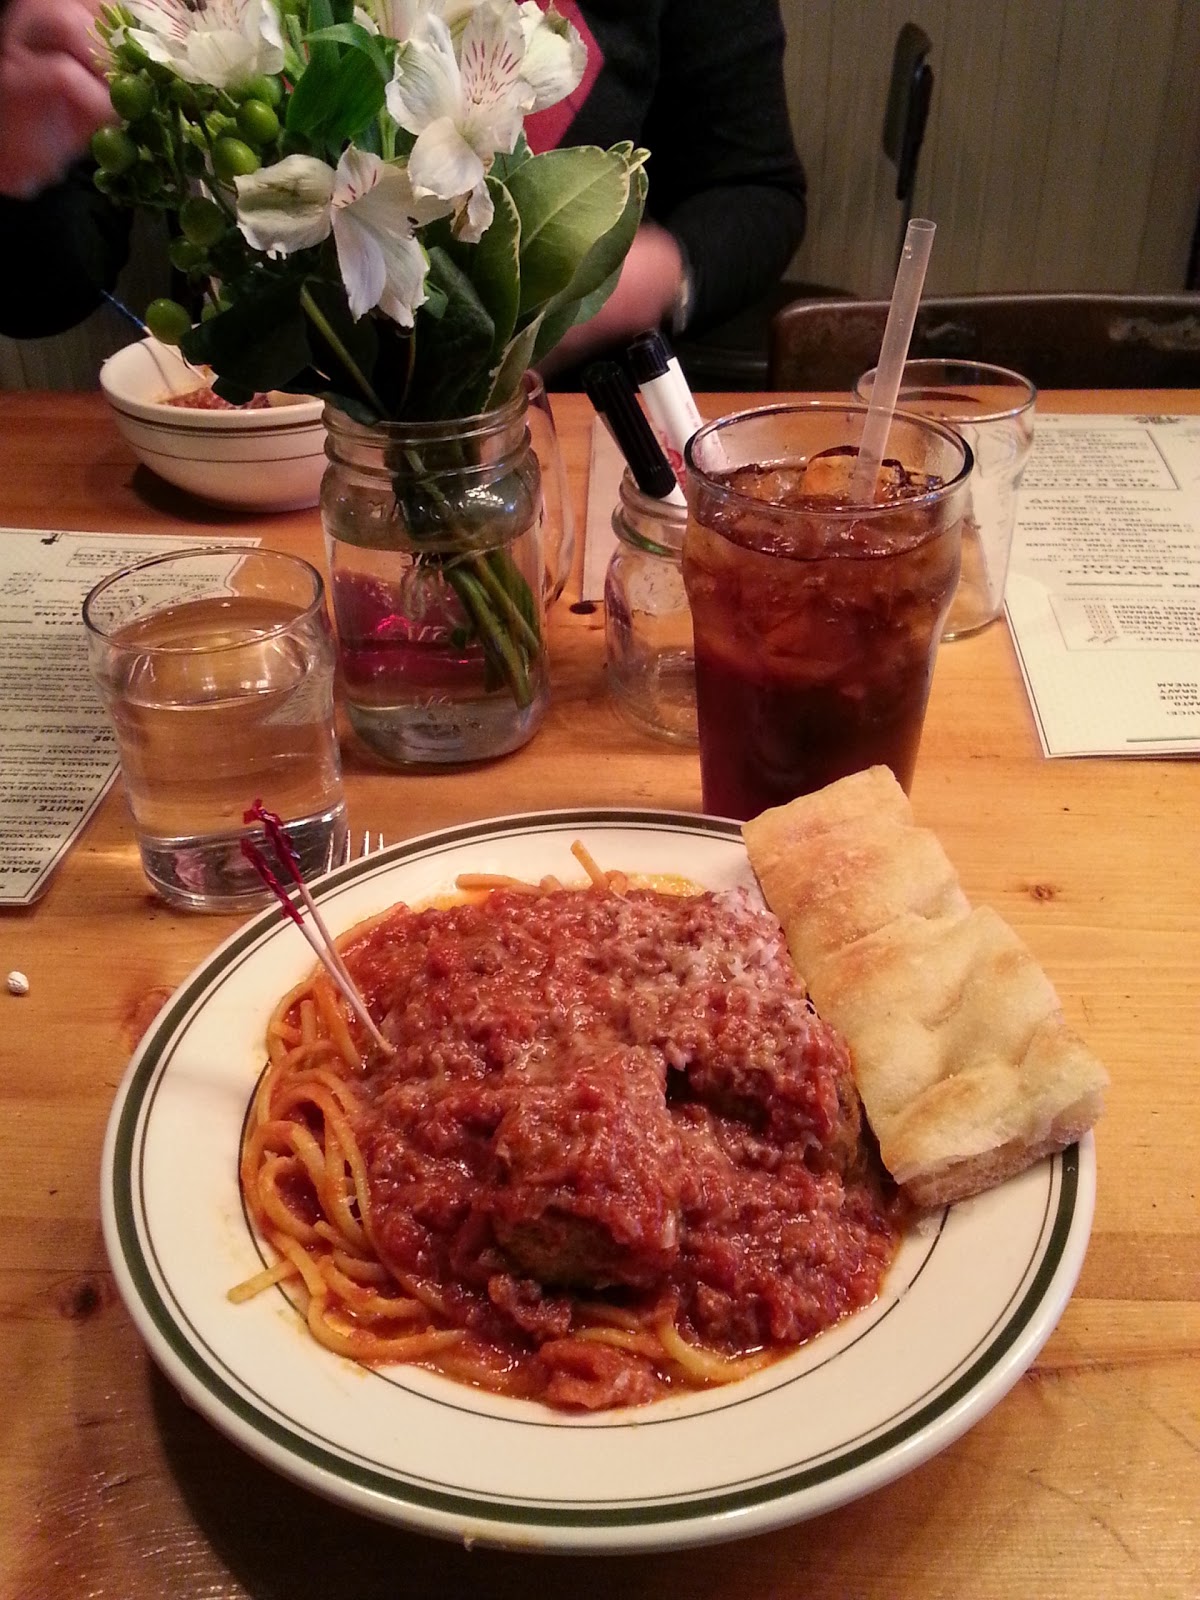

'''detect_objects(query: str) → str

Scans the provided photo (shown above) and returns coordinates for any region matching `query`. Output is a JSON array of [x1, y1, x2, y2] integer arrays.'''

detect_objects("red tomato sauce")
[[162, 385, 271, 409], [344, 885, 904, 1409]]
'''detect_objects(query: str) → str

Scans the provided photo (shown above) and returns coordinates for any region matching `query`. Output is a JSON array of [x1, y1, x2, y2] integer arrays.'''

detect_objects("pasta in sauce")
[[234, 866, 903, 1410]]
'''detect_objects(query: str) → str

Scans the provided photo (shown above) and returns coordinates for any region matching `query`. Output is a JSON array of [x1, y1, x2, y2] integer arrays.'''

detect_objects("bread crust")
[[744, 767, 1107, 1208]]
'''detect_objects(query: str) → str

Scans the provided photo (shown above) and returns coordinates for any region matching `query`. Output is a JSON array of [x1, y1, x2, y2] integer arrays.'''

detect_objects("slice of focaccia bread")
[[743, 767, 1107, 1208], [743, 764, 969, 975]]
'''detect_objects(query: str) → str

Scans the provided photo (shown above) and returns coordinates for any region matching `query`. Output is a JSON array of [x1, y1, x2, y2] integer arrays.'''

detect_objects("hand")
[[0, 0, 114, 199], [539, 221, 685, 379]]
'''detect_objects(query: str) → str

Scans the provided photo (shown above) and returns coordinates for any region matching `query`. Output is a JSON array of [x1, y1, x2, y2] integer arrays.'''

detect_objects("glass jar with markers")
[[604, 469, 697, 743], [584, 338, 706, 743]]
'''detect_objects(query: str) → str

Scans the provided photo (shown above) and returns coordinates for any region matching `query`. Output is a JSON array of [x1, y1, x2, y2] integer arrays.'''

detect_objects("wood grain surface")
[[1, 390, 1197, 1600]]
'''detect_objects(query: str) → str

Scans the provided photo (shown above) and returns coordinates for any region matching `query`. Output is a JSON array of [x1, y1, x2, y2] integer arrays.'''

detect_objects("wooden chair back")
[[768, 292, 1200, 390]]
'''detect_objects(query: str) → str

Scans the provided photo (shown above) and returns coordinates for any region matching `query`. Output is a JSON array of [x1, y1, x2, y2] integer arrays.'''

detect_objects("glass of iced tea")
[[84, 546, 347, 910], [682, 403, 973, 820]]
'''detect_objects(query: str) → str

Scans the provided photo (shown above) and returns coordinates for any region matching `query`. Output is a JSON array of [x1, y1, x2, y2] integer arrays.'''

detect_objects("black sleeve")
[[641, 0, 807, 332], [0, 162, 131, 339]]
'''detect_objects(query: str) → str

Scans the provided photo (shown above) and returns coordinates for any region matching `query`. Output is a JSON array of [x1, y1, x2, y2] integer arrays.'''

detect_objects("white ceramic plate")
[[101, 809, 1096, 1555]]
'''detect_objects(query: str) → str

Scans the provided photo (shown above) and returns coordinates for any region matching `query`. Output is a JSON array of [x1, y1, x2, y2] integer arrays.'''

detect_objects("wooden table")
[[1, 390, 1197, 1600]]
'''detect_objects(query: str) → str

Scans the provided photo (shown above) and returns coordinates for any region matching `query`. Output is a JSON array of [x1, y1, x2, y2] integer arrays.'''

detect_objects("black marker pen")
[[582, 361, 688, 507]]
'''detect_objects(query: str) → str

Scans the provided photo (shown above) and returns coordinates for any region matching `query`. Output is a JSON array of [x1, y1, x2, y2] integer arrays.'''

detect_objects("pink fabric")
[[522, 1, 603, 153]]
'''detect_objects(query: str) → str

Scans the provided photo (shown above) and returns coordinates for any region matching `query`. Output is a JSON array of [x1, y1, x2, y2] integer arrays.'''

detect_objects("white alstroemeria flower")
[[356, 0, 480, 42], [235, 154, 337, 255], [333, 148, 455, 325], [122, 0, 284, 88], [517, 2, 586, 111], [386, 3, 529, 208], [354, 0, 420, 39], [236, 148, 453, 327], [456, 176, 494, 244]]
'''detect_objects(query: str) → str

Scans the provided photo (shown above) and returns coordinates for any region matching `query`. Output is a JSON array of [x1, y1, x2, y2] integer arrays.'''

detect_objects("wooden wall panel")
[[779, 0, 1200, 298], [1137, 0, 1200, 288], [970, 0, 1064, 290], [1029, 3, 1126, 287]]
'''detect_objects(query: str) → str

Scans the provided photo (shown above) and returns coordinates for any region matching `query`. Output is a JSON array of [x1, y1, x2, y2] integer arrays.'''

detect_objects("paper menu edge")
[[582, 418, 625, 602]]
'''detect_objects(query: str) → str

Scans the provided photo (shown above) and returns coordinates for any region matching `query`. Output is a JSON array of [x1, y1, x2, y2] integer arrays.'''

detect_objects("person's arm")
[[538, 0, 806, 376], [643, 0, 807, 335], [0, 0, 114, 198], [0, 0, 132, 339], [0, 162, 131, 338]]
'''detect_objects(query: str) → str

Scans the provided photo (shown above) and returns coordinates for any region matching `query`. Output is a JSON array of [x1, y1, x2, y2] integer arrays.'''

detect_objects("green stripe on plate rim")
[[107, 807, 1082, 1533]]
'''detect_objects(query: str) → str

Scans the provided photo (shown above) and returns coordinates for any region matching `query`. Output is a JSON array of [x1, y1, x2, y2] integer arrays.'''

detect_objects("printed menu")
[[0, 529, 256, 906], [1003, 414, 1200, 758]]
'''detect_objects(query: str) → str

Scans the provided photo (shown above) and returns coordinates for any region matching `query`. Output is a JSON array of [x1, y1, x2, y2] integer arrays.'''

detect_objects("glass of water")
[[84, 545, 347, 911], [855, 360, 1036, 639]]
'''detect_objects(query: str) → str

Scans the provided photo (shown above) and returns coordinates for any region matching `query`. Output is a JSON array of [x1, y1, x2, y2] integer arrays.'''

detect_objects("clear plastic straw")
[[849, 217, 937, 502]]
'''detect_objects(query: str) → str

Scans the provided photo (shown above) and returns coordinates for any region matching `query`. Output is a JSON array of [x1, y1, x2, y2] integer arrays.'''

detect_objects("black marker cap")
[[626, 330, 672, 385], [582, 360, 679, 500]]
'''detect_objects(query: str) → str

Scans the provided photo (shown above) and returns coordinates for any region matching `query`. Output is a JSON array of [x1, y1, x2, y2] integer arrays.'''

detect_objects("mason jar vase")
[[321, 393, 549, 766]]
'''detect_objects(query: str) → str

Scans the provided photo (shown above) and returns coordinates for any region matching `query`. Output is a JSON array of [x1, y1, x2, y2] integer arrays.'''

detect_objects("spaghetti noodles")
[[234, 867, 903, 1410]]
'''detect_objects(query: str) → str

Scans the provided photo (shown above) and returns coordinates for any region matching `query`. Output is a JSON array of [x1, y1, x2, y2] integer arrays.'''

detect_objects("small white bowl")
[[100, 337, 327, 513]]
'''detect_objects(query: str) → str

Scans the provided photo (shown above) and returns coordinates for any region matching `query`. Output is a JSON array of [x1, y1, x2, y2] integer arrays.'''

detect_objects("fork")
[[343, 829, 386, 864]]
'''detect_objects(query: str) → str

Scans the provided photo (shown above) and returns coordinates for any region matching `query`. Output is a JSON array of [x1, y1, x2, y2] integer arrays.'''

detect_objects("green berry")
[[90, 126, 138, 176], [170, 78, 202, 114], [145, 298, 192, 345], [212, 137, 260, 182], [236, 74, 283, 108], [109, 73, 155, 123], [179, 195, 226, 247], [168, 236, 207, 273], [118, 39, 153, 72], [236, 99, 280, 147]]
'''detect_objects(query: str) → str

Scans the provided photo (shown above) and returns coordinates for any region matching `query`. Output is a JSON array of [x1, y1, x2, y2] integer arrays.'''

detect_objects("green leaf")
[[490, 131, 533, 183], [304, 22, 392, 79], [299, 0, 337, 74], [533, 157, 646, 344], [422, 278, 449, 321], [281, 12, 306, 77], [487, 319, 541, 408], [300, 277, 380, 399], [440, 177, 521, 363], [507, 148, 632, 319], [301, 0, 356, 29], [286, 41, 386, 149], [406, 248, 496, 418], [285, 51, 337, 131], [529, 263, 622, 367], [210, 375, 257, 406], [181, 275, 312, 391]]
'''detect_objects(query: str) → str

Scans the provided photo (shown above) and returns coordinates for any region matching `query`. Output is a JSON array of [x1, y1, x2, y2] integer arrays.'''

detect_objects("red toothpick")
[[241, 802, 394, 1057]]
